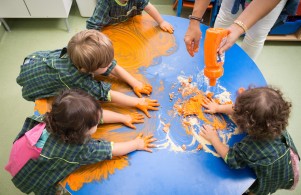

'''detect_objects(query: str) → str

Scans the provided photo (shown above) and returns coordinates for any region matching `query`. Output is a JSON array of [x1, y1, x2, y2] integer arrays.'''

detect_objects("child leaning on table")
[[5, 89, 157, 194], [17, 30, 159, 127], [200, 86, 300, 194], [86, 0, 174, 33]]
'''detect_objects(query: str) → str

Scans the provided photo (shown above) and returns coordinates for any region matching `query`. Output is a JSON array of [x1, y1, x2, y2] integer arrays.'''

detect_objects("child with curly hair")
[[5, 89, 156, 194], [200, 86, 299, 194]]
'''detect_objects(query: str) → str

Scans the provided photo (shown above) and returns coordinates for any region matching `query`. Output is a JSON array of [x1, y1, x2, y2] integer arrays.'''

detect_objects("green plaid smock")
[[11, 115, 112, 194], [16, 48, 116, 101], [86, 0, 149, 30], [225, 131, 299, 194]]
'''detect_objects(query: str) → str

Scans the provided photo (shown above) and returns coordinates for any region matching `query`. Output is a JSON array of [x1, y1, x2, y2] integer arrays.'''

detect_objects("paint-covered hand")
[[159, 21, 174, 34], [135, 133, 157, 152], [201, 97, 219, 114], [136, 98, 160, 118], [133, 83, 153, 98], [123, 112, 145, 129], [199, 124, 219, 143]]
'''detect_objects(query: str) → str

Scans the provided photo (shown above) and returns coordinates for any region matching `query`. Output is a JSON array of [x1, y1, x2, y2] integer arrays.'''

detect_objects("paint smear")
[[98, 14, 177, 92], [59, 156, 129, 191], [34, 14, 176, 191], [155, 73, 237, 157]]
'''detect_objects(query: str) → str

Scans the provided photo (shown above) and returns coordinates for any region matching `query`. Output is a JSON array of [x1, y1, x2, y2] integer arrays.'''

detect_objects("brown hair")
[[232, 86, 291, 141], [67, 30, 114, 73], [44, 89, 102, 144]]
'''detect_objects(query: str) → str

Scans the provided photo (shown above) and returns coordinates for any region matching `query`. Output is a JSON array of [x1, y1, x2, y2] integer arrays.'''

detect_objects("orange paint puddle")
[[59, 156, 129, 191], [34, 14, 176, 191]]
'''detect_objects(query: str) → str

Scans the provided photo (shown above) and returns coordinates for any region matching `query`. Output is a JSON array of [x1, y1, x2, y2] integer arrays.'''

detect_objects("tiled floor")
[[0, 2, 300, 195]]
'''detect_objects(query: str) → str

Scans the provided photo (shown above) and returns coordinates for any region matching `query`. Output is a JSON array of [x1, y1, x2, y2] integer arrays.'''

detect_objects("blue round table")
[[67, 15, 266, 195]]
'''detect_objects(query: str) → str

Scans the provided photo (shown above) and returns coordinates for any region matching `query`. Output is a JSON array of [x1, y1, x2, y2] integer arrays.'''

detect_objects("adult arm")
[[184, 0, 211, 57], [218, 0, 281, 54]]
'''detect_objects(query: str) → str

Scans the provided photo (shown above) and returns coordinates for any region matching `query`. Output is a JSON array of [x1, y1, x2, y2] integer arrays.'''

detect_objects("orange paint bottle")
[[204, 28, 229, 86]]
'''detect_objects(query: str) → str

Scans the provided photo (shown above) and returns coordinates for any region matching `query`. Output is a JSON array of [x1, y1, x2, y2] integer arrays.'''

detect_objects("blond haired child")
[[17, 30, 159, 128], [86, 0, 174, 33], [5, 89, 156, 194]]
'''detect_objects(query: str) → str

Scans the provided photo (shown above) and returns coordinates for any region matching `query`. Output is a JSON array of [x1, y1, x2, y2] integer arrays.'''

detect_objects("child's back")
[[16, 30, 119, 102], [17, 48, 111, 101], [201, 86, 300, 194], [6, 89, 156, 194], [226, 130, 297, 194]]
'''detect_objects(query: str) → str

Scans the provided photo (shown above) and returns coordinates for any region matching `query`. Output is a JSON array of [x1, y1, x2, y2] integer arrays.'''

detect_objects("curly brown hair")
[[232, 86, 291, 141], [67, 29, 114, 73], [44, 89, 102, 144]]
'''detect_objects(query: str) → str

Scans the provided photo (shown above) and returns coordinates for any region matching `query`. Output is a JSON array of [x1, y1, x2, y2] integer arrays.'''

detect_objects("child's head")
[[44, 89, 102, 144], [67, 30, 114, 74], [232, 86, 291, 141]]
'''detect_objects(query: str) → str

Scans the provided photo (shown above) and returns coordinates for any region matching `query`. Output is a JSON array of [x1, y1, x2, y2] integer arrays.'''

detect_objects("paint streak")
[[35, 14, 176, 191], [59, 156, 129, 191], [99, 15, 177, 92]]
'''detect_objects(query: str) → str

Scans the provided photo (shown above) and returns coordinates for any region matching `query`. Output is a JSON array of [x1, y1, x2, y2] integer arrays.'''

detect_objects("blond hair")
[[67, 30, 114, 73]]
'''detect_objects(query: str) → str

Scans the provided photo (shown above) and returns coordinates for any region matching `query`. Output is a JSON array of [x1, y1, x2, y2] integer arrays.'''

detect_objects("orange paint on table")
[[63, 15, 176, 191], [33, 15, 176, 191], [163, 123, 170, 133], [158, 80, 165, 92], [174, 90, 227, 131], [101, 15, 177, 92], [60, 156, 129, 191]]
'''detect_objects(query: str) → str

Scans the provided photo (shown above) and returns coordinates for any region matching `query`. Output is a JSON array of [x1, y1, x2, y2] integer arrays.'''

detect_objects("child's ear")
[[79, 68, 88, 73]]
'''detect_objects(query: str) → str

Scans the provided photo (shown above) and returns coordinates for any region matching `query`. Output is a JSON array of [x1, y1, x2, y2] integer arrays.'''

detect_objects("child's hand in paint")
[[135, 133, 157, 152], [201, 97, 219, 114], [199, 124, 219, 143], [123, 112, 145, 129], [136, 98, 160, 118], [133, 83, 153, 98], [159, 21, 174, 34]]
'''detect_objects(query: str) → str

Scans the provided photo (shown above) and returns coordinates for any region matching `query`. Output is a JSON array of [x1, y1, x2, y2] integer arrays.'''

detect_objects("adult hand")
[[133, 83, 153, 98], [123, 112, 145, 129], [136, 98, 160, 118], [184, 21, 202, 57], [135, 133, 157, 152], [159, 21, 174, 34], [217, 24, 245, 55]]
